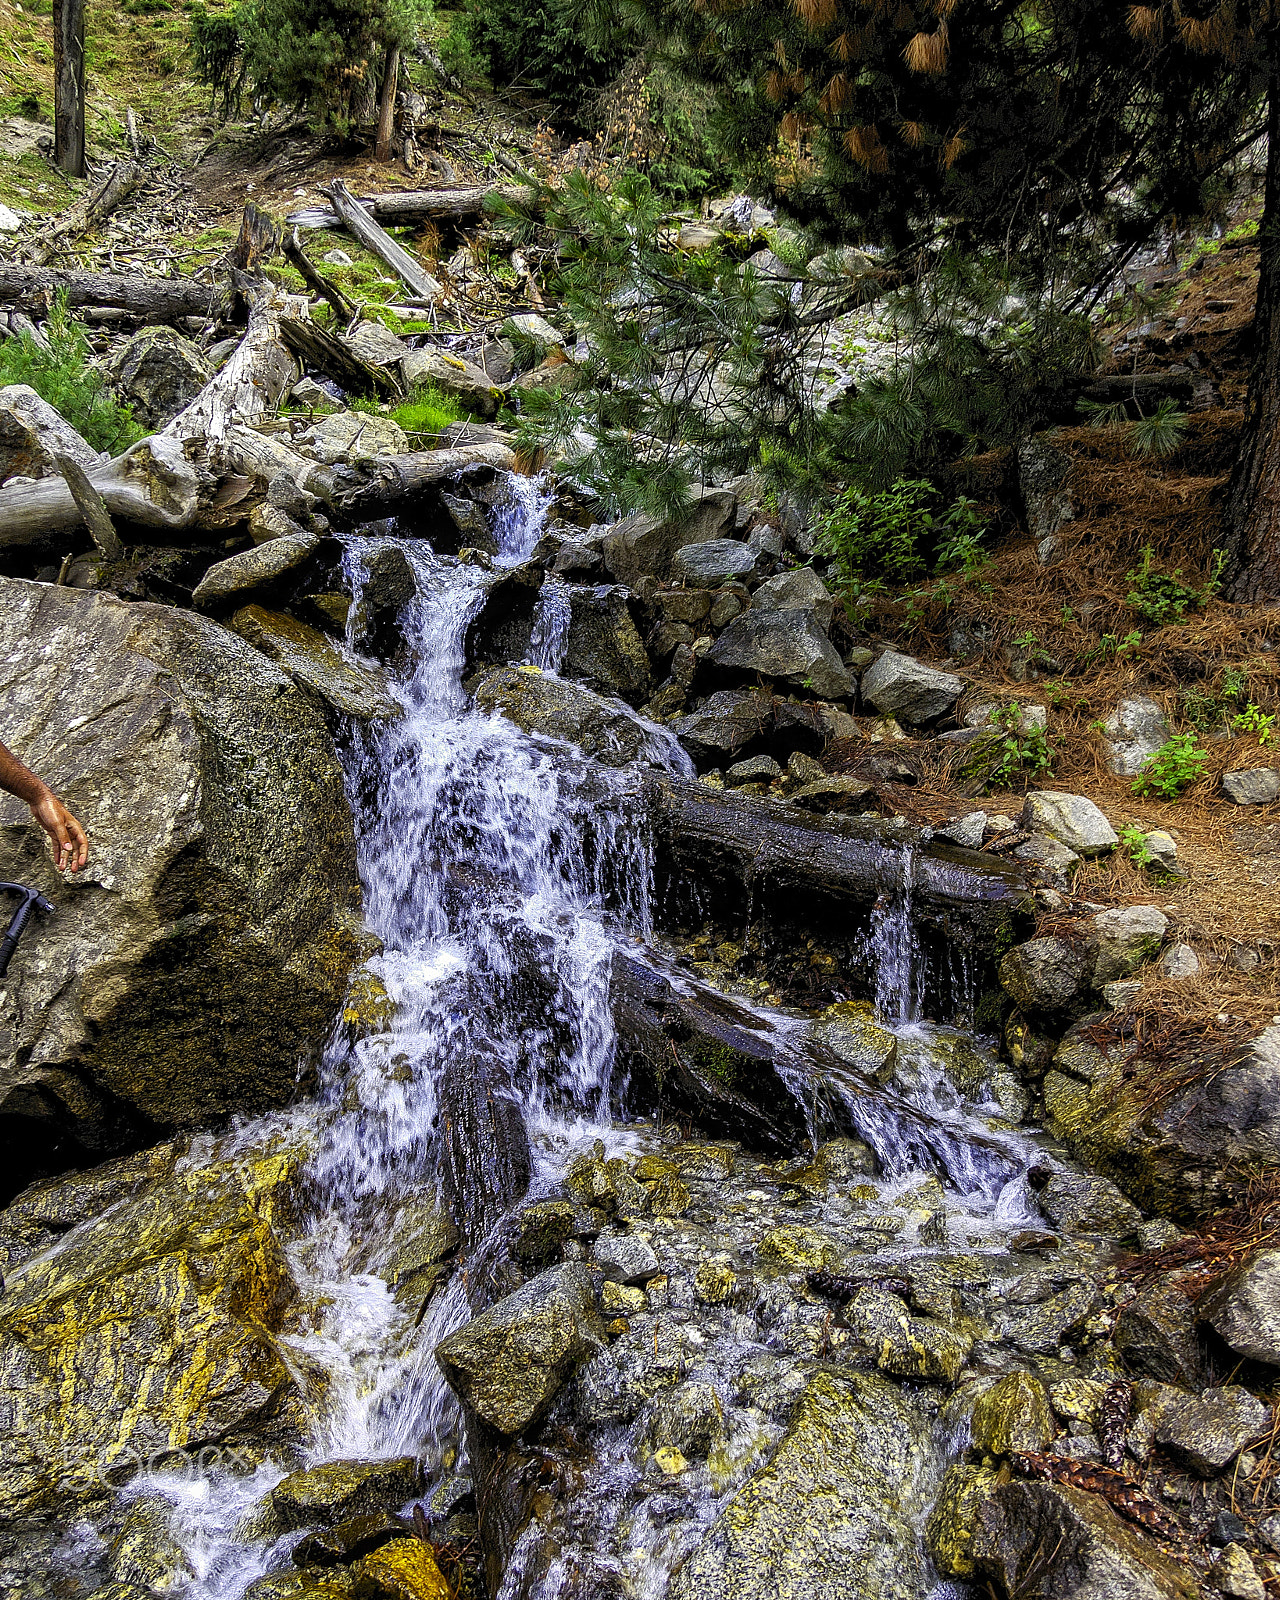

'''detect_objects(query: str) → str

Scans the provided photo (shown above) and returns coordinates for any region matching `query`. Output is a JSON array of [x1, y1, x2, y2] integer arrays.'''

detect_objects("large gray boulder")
[[1155, 1386, 1271, 1476], [1038, 1173, 1142, 1234], [999, 936, 1089, 1015], [707, 609, 852, 699], [229, 605, 399, 722], [670, 539, 757, 587], [751, 566, 836, 630], [106, 327, 212, 428], [0, 384, 104, 485], [1201, 1249, 1280, 1368], [861, 650, 962, 725], [0, 579, 362, 1175], [1100, 696, 1171, 778], [471, 664, 686, 771], [669, 1372, 930, 1600], [1223, 768, 1280, 805], [973, 1481, 1198, 1599], [602, 488, 737, 585], [400, 348, 501, 417], [1022, 791, 1118, 855], [434, 1263, 607, 1434]]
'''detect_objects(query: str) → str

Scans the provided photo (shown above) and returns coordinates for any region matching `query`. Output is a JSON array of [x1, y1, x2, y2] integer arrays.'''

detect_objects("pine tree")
[[617, 0, 1278, 598]]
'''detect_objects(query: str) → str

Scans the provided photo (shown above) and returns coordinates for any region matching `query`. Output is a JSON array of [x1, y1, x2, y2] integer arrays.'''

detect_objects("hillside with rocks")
[[1, 9, 1280, 1600]]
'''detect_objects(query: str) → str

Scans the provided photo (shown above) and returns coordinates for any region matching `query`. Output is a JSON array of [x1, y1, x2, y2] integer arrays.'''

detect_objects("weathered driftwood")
[[55, 452, 123, 559], [21, 159, 142, 266], [332, 440, 516, 515], [288, 183, 538, 230], [282, 227, 358, 324], [0, 434, 200, 547], [1072, 372, 1197, 408], [0, 266, 214, 321], [278, 313, 400, 399], [320, 179, 445, 303], [161, 284, 302, 447]]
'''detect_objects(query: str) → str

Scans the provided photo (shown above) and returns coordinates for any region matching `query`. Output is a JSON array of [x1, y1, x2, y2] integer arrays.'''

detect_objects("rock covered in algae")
[[270, 1458, 422, 1533], [107, 1496, 194, 1589], [845, 1286, 973, 1384], [434, 1262, 607, 1433], [0, 1131, 310, 1522], [972, 1480, 1199, 1599], [350, 1536, 451, 1600], [230, 605, 399, 722], [970, 1372, 1055, 1456], [811, 1001, 898, 1080], [926, 1463, 1003, 1579], [0, 578, 364, 1180], [668, 1372, 929, 1600]]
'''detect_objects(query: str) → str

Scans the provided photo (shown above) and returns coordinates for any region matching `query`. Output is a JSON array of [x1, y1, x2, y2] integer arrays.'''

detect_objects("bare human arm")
[[0, 740, 89, 873]]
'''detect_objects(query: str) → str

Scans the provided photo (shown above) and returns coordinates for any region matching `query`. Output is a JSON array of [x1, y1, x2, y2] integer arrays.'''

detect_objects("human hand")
[[31, 792, 90, 873]]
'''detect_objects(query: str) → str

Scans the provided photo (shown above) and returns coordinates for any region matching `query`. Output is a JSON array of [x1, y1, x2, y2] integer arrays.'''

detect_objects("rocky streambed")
[[1, 409, 1279, 1600]]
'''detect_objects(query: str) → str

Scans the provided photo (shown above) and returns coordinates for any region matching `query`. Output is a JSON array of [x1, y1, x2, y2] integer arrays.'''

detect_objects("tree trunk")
[[1226, 59, 1280, 605], [375, 44, 399, 164], [287, 184, 538, 230], [53, 0, 85, 179], [21, 159, 141, 266]]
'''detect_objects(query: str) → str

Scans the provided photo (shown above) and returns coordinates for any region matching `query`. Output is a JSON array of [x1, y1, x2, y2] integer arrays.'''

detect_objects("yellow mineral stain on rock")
[[354, 1539, 452, 1600]]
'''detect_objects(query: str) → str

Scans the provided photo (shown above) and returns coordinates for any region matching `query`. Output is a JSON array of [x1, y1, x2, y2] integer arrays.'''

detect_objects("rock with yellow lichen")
[[925, 1464, 1004, 1579], [0, 1128, 311, 1522], [351, 1538, 452, 1600], [970, 1372, 1055, 1456]]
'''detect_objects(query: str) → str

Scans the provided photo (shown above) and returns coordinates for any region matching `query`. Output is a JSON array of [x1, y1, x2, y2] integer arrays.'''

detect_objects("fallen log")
[[278, 313, 400, 399], [320, 179, 445, 304], [20, 159, 143, 266], [0, 433, 200, 547], [331, 440, 516, 516], [161, 281, 302, 446], [282, 227, 358, 324], [287, 183, 539, 230], [0, 265, 214, 321]]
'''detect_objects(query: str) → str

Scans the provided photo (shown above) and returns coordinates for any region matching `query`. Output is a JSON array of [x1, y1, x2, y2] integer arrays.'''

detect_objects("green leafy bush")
[[1131, 733, 1209, 799], [1118, 823, 1157, 869], [1125, 545, 1225, 628], [962, 705, 1055, 793], [815, 477, 934, 590], [0, 296, 142, 455], [1234, 702, 1276, 746]]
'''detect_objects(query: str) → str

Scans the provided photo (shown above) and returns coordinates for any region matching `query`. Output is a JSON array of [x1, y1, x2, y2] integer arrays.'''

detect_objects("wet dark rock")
[[576, 1314, 688, 1426], [108, 1497, 194, 1590], [726, 754, 782, 786], [292, 1512, 412, 1567], [438, 1051, 532, 1252], [470, 665, 682, 770], [1155, 1386, 1270, 1476], [1212, 1510, 1250, 1548], [1038, 1174, 1143, 1235], [435, 1263, 607, 1434], [0, 580, 362, 1186], [927, 1463, 1003, 1579], [592, 1229, 661, 1283], [270, 1459, 422, 1532], [107, 326, 213, 427], [999, 938, 1089, 1016], [668, 1372, 930, 1600], [706, 609, 852, 699], [846, 1286, 973, 1382], [971, 1372, 1056, 1455], [193, 531, 321, 610], [1200, 1248, 1280, 1368], [1114, 1280, 1206, 1388], [670, 689, 782, 767], [972, 1480, 1198, 1599], [463, 559, 543, 667], [635, 1380, 726, 1462], [860, 650, 962, 725], [999, 1278, 1100, 1355], [562, 585, 651, 705], [511, 1201, 576, 1266]]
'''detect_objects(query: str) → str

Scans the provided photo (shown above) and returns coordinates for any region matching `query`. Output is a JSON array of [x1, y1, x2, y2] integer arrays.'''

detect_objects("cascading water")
[[64, 475, 1050, 1599]]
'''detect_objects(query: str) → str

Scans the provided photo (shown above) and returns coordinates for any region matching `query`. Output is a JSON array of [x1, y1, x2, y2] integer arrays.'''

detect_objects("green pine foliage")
[[0, 296, 142, 456], [190, 0, 428, 129], [463, 0, 632, 128]]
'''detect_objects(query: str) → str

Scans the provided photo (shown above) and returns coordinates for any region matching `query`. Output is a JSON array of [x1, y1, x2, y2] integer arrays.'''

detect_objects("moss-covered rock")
[[230, 606, 399, 722], [812, 1002, 898, 1081], [270, 1460, 422, 1534], [668, 1372, 929, 1600], [758, 1225, 840, 1272], [0, 1129, 310, 1521], [925, 1464, 1003, 1579], [350, 1538, 451, 1600], [970, 1372, 1055, 1455], [846, 1287, 973, 1383], [107, 1496, 194, 1589]]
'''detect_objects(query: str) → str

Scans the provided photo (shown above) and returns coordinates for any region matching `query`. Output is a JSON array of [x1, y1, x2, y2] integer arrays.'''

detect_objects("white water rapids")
[[60, 477, 1044, 1598]]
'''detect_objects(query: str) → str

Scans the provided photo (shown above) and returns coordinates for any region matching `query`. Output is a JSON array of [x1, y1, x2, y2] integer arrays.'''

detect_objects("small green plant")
[[814, 477, 934, 591], [1044, 678, 1088, 712], [1118, 823, 1156, 869], [1081, 395, 1188, 458], [1125, 546, 1225, 628], [1082, 630, 1144, 667], [390, 382, 465, 439], [965, 705, 1055, 792], [0, 294, 141, 455], [1131, 732, 1210, 799], [1221, 664, 1248, 700], [933, 495, 989, 577], [1012, 628, 1040, 650], [1234, 702, 1277, 746]]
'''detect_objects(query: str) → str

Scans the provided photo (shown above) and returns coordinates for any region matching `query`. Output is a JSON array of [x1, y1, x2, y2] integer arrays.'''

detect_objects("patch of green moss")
[[686, 1037, 741, 1087], [391, 382, 465, 440]]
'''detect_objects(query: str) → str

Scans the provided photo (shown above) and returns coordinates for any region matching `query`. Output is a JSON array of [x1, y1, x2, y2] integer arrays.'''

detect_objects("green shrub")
[[1131, 733, 1209, 799], [1125, 545, 1225, 628], [961, 705, 1055, 793], [1233, 701, 1277, 746], [0, 296, 142, 455], [815, 477, 934, 590]]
